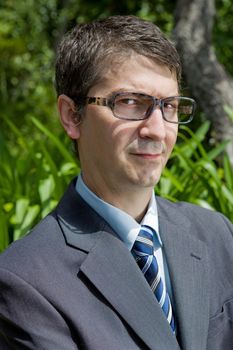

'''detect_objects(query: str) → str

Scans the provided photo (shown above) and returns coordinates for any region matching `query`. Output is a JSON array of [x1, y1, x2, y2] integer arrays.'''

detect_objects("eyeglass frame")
[[74, 91, 197, 125]]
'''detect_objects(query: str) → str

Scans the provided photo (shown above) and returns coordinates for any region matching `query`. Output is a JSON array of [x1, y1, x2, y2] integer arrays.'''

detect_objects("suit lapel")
[[157, 199, 210, 350], [79, 232, 180, 350]]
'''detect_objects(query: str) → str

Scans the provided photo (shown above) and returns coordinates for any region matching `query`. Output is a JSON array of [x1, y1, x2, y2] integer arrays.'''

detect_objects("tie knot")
[[133, 225, 154, 256]]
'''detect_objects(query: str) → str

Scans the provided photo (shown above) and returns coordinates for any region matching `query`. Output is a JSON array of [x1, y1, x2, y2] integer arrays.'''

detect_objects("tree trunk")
[[173, 0, 233, 165]]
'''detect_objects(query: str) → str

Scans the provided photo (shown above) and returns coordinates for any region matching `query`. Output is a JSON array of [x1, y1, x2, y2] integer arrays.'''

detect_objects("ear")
[[57, 94, 81, 139]]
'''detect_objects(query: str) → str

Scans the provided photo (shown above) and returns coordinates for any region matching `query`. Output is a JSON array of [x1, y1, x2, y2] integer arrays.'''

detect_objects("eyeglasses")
[[84, 92, 196, 124]]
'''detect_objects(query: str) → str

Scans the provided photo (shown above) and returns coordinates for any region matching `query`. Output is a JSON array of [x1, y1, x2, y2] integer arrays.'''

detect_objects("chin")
[[131, 174, 161, 188]]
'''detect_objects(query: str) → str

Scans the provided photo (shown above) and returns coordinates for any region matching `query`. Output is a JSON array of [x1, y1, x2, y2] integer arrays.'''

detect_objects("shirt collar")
[[76, 174, 162, 250]]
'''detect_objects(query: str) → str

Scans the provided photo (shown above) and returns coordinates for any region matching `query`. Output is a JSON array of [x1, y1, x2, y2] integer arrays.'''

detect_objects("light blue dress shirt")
[[75, 174, 173, 303]]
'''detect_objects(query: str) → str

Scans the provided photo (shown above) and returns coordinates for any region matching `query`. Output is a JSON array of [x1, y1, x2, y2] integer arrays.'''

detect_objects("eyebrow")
[[106, 90, 181, 99]]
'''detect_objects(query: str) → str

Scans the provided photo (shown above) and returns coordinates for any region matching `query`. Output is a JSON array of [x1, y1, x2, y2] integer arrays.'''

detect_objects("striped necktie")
[[132, 225, 176, 333]]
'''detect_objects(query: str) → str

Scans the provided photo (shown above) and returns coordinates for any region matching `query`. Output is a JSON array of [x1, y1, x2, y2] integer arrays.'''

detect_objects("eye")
[[118, 97, 141, 106], [114, 93, 152, 112], [163, 102, 177, 110]]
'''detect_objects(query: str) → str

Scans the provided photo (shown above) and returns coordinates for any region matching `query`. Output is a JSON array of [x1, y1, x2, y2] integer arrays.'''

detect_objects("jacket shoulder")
[[156, 196, 233, 240], [0, 213, 62, 271]]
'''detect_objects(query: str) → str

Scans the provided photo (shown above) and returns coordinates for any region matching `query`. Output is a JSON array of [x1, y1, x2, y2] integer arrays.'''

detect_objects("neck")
[[106, 190, 152, 223], [82, 174, 152, 222]]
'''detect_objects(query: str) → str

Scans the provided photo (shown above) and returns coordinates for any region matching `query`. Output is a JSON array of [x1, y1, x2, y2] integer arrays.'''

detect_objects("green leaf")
[[0, 206, 9, 252], [39, 175, 57, 218], [223, 153, 233, 190], [14, 198, 29, 225], [191, 199, 215, 211], [207, 140, 229, 160], [224, 105, 233, 122], [13, 204, 40, 241], [30, 116, 75, 163], [161, 168, 184, 191]]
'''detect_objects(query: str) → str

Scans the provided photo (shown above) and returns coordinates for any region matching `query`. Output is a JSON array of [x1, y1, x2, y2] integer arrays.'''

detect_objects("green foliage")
[[214, 0, 233, 76], [0, 0, 58, 139], [0, 116, 79, 252], [157, 121, 233, 219], [224, 105, 233, 123]]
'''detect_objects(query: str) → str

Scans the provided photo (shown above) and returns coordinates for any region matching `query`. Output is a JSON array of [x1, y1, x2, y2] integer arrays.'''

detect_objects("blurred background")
[[0, 0, 233, 251]]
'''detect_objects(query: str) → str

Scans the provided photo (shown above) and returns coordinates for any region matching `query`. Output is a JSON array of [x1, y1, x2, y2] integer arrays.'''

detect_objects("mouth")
[[130, 152, 163, 160]]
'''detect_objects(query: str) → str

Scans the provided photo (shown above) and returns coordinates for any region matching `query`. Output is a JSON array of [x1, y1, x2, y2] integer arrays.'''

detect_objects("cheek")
[[166, 125, 178, 151], [111, 121, 139, 151]]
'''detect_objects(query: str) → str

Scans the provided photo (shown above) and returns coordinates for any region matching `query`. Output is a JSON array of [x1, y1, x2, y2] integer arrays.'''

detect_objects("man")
[[0, 15, 233, 350]]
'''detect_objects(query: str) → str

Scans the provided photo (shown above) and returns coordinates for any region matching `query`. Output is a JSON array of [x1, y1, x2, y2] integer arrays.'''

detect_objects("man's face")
[[73, 55, 178, 200]]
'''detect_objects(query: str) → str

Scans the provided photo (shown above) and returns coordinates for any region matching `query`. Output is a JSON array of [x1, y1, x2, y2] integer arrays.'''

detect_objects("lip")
[[130, 153, 162, 159]]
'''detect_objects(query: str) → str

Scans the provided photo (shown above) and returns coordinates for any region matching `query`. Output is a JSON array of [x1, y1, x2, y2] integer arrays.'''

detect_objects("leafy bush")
[[0, 115, 79, 252], [0, 117, 232, 252], [157, 121, 233, 219]]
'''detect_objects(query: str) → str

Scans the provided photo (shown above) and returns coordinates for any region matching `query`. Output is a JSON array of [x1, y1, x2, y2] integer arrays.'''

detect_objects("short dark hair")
[[55, 15, 181, 105]]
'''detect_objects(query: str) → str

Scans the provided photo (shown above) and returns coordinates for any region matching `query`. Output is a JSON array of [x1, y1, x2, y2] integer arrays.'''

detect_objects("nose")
[[138, 106, 166, 141]]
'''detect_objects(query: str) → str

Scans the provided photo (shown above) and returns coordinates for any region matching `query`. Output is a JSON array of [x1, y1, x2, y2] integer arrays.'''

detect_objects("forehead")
[[88, 54, 179, 97]]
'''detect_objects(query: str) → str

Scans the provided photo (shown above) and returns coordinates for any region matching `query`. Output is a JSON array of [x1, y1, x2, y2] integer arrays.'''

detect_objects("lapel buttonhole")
[[190, 252, 201, 260]]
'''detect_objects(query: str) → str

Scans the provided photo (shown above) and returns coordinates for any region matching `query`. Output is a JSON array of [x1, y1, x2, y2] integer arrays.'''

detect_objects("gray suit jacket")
[[0, 178, 233, 350]]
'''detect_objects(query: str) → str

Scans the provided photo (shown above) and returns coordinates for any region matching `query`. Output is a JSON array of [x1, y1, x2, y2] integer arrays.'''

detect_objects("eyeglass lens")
[[113, 93, 194, 123]]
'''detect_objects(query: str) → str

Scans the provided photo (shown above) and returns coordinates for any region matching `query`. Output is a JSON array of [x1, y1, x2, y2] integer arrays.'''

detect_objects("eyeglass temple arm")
[[86, 97, 108, 106]]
